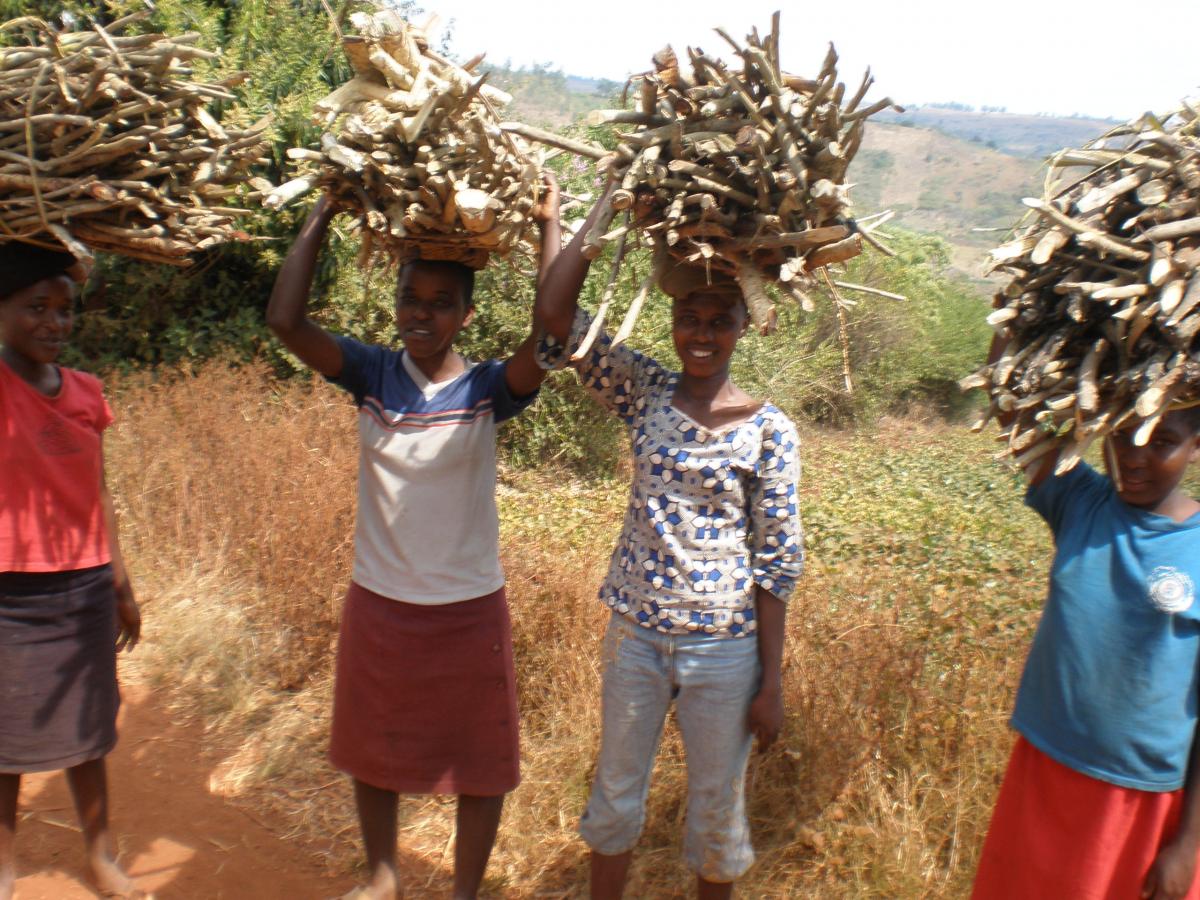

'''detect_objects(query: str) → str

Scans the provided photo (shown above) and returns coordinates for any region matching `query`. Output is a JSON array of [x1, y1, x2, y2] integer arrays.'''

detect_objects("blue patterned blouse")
[[539, 310, 804, 637]]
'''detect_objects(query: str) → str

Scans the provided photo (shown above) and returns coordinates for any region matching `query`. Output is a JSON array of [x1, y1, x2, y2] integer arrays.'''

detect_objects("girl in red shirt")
[[0, 244, 142, 900]]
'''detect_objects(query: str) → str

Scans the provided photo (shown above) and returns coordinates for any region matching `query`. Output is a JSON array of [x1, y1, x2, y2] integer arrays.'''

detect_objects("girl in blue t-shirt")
[[972, 396, 1200, 900]]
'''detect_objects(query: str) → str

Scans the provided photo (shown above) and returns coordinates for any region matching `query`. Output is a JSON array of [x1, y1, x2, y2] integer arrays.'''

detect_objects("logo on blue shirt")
[[1149, 567, 1195, 614]]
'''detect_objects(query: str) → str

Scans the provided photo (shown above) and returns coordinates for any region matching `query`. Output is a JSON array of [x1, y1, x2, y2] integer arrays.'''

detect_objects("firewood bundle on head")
[[0, 11, 271, 266], [963, 104, 1200, 475], [265, 8, 540, 271], [570, 13, 899, 339]]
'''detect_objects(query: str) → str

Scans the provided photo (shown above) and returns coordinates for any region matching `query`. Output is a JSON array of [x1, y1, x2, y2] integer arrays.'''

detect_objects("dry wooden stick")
[[0, 13, 271, 264], [266, 5, 546, 268], [529, 15, 900, 339], [967, 105, 1200, 471]]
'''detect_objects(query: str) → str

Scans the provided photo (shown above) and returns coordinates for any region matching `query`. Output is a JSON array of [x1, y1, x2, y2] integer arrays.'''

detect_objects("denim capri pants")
[[580, 611, 761, 882]]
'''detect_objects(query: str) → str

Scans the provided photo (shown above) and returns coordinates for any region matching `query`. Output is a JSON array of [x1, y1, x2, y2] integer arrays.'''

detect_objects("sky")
[[419, 0, 1200, 121]]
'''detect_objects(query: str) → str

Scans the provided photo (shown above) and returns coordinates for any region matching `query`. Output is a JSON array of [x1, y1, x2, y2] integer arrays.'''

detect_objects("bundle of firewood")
[[265, 8, 540, 270], [534, 14, 898, 341], [963, 104, 1200, 474], [0, 11, 271, 266]]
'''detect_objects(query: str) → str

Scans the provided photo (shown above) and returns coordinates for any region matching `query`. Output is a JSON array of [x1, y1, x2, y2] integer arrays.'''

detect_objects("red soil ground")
[[10, 683, 355, 899]]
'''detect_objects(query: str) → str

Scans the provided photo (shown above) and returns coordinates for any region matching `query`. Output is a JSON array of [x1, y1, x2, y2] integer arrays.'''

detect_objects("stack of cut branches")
[[0, 12, 271, 266], [537, 14, 899, 340], [963, 104, 1200, 475], [266, 8, 539, 270]]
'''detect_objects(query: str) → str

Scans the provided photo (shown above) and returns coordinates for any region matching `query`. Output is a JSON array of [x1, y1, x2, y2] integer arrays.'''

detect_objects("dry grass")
[[105, 362, 1061, 898]]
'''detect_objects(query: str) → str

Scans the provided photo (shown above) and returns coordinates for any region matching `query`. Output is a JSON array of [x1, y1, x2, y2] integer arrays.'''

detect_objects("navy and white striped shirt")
[[329, 336, 536, 604]]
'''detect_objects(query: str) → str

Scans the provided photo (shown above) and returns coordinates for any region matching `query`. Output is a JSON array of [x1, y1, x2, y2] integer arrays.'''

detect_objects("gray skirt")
[[0, 565, 120, 774]]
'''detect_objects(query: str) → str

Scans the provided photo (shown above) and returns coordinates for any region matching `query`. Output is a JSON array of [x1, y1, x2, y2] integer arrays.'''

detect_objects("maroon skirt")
[[329, 582, 519, 796]]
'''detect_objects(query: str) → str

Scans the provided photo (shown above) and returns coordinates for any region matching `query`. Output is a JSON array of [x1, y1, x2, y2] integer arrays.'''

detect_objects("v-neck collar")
[[400, 350, 473, 401], [666, 375, 765, 439]]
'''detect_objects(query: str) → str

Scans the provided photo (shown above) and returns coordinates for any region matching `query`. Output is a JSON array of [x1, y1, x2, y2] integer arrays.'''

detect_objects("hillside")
[[877, 106, 1119, 159], [483, 65, 618, 127], [853, 123, 1045, 279]]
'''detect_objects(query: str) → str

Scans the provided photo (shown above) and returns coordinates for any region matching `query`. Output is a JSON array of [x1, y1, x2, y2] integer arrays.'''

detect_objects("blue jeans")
[[580, 612, 761, 882]]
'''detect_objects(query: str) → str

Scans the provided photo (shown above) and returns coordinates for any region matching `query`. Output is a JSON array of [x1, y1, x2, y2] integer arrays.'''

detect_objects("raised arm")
[[266, 196, 344, 378], [534, 172, 562, 290], [534, 181, 616, 343], [505, 172, 562, 397]]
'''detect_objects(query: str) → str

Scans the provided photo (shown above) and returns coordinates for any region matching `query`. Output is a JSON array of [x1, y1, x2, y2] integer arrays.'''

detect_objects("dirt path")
[[10, 683, 356, 900]]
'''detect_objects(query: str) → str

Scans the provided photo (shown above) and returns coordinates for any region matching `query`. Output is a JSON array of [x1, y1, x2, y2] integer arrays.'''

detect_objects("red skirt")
[[329, 582, 519, 796], [972, 736, 1199, 900]]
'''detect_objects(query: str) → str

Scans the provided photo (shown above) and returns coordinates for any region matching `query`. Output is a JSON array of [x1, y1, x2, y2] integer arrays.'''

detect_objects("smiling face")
[[1106, 411, 1200, 512], [394, 261, 474, 362], [0, 274, 75, 367], [671, 291, 748, 379]]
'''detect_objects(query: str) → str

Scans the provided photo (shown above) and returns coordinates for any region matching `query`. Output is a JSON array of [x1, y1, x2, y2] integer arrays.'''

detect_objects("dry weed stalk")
[[964, 104, 1200, 474], [0, 11, 271, 264], [265, 7, 542, 270]]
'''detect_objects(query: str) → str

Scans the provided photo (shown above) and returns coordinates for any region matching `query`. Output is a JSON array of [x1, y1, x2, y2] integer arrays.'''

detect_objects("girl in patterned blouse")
[[535, 188, 804, 899]]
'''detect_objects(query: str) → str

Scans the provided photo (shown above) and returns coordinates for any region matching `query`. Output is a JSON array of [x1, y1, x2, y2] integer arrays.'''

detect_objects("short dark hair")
[[398, 259, 475, 309], [0, 241, 75, 301]]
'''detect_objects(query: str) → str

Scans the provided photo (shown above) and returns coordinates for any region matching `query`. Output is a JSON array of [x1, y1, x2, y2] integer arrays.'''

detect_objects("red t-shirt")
[[0, 359, 114, 572]]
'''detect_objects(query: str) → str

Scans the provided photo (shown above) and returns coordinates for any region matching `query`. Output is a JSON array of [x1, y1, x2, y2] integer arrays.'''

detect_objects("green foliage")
[[68, 236, 292, 369], [833, 231, 993, 418]]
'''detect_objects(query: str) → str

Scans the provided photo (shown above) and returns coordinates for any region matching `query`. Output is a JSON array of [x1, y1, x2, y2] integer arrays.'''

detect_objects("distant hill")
[[852, 123, 1047, 279], [877, 106, 1120, 159], [483, 65, 619, 127]]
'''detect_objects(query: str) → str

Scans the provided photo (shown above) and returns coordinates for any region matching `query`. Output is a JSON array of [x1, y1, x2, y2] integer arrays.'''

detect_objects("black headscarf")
[[0, 241, 77, 300]]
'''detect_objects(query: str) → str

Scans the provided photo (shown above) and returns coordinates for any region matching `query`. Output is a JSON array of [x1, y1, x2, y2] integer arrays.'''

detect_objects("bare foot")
[[1, 863, 13, 900], [90, 849, 143, 898], [339, 867, 397, 899]]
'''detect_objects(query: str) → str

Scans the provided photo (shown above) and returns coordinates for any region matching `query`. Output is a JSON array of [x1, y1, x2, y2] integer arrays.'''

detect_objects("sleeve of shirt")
[[484, 360, 539, 424], [535, 307, 670, 426], [749, 411, 804, 603], [98, 392, 114, 432], [325, 335, 384, 407], [1025, 462, 1107, 536], [92, 376, 114, 432], [76, 371, 113, 432]]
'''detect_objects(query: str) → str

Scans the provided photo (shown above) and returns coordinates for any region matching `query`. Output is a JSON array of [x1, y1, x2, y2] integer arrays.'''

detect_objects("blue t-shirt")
[[1012, 463, 1200, 791], [326, 337, 536, 603]]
